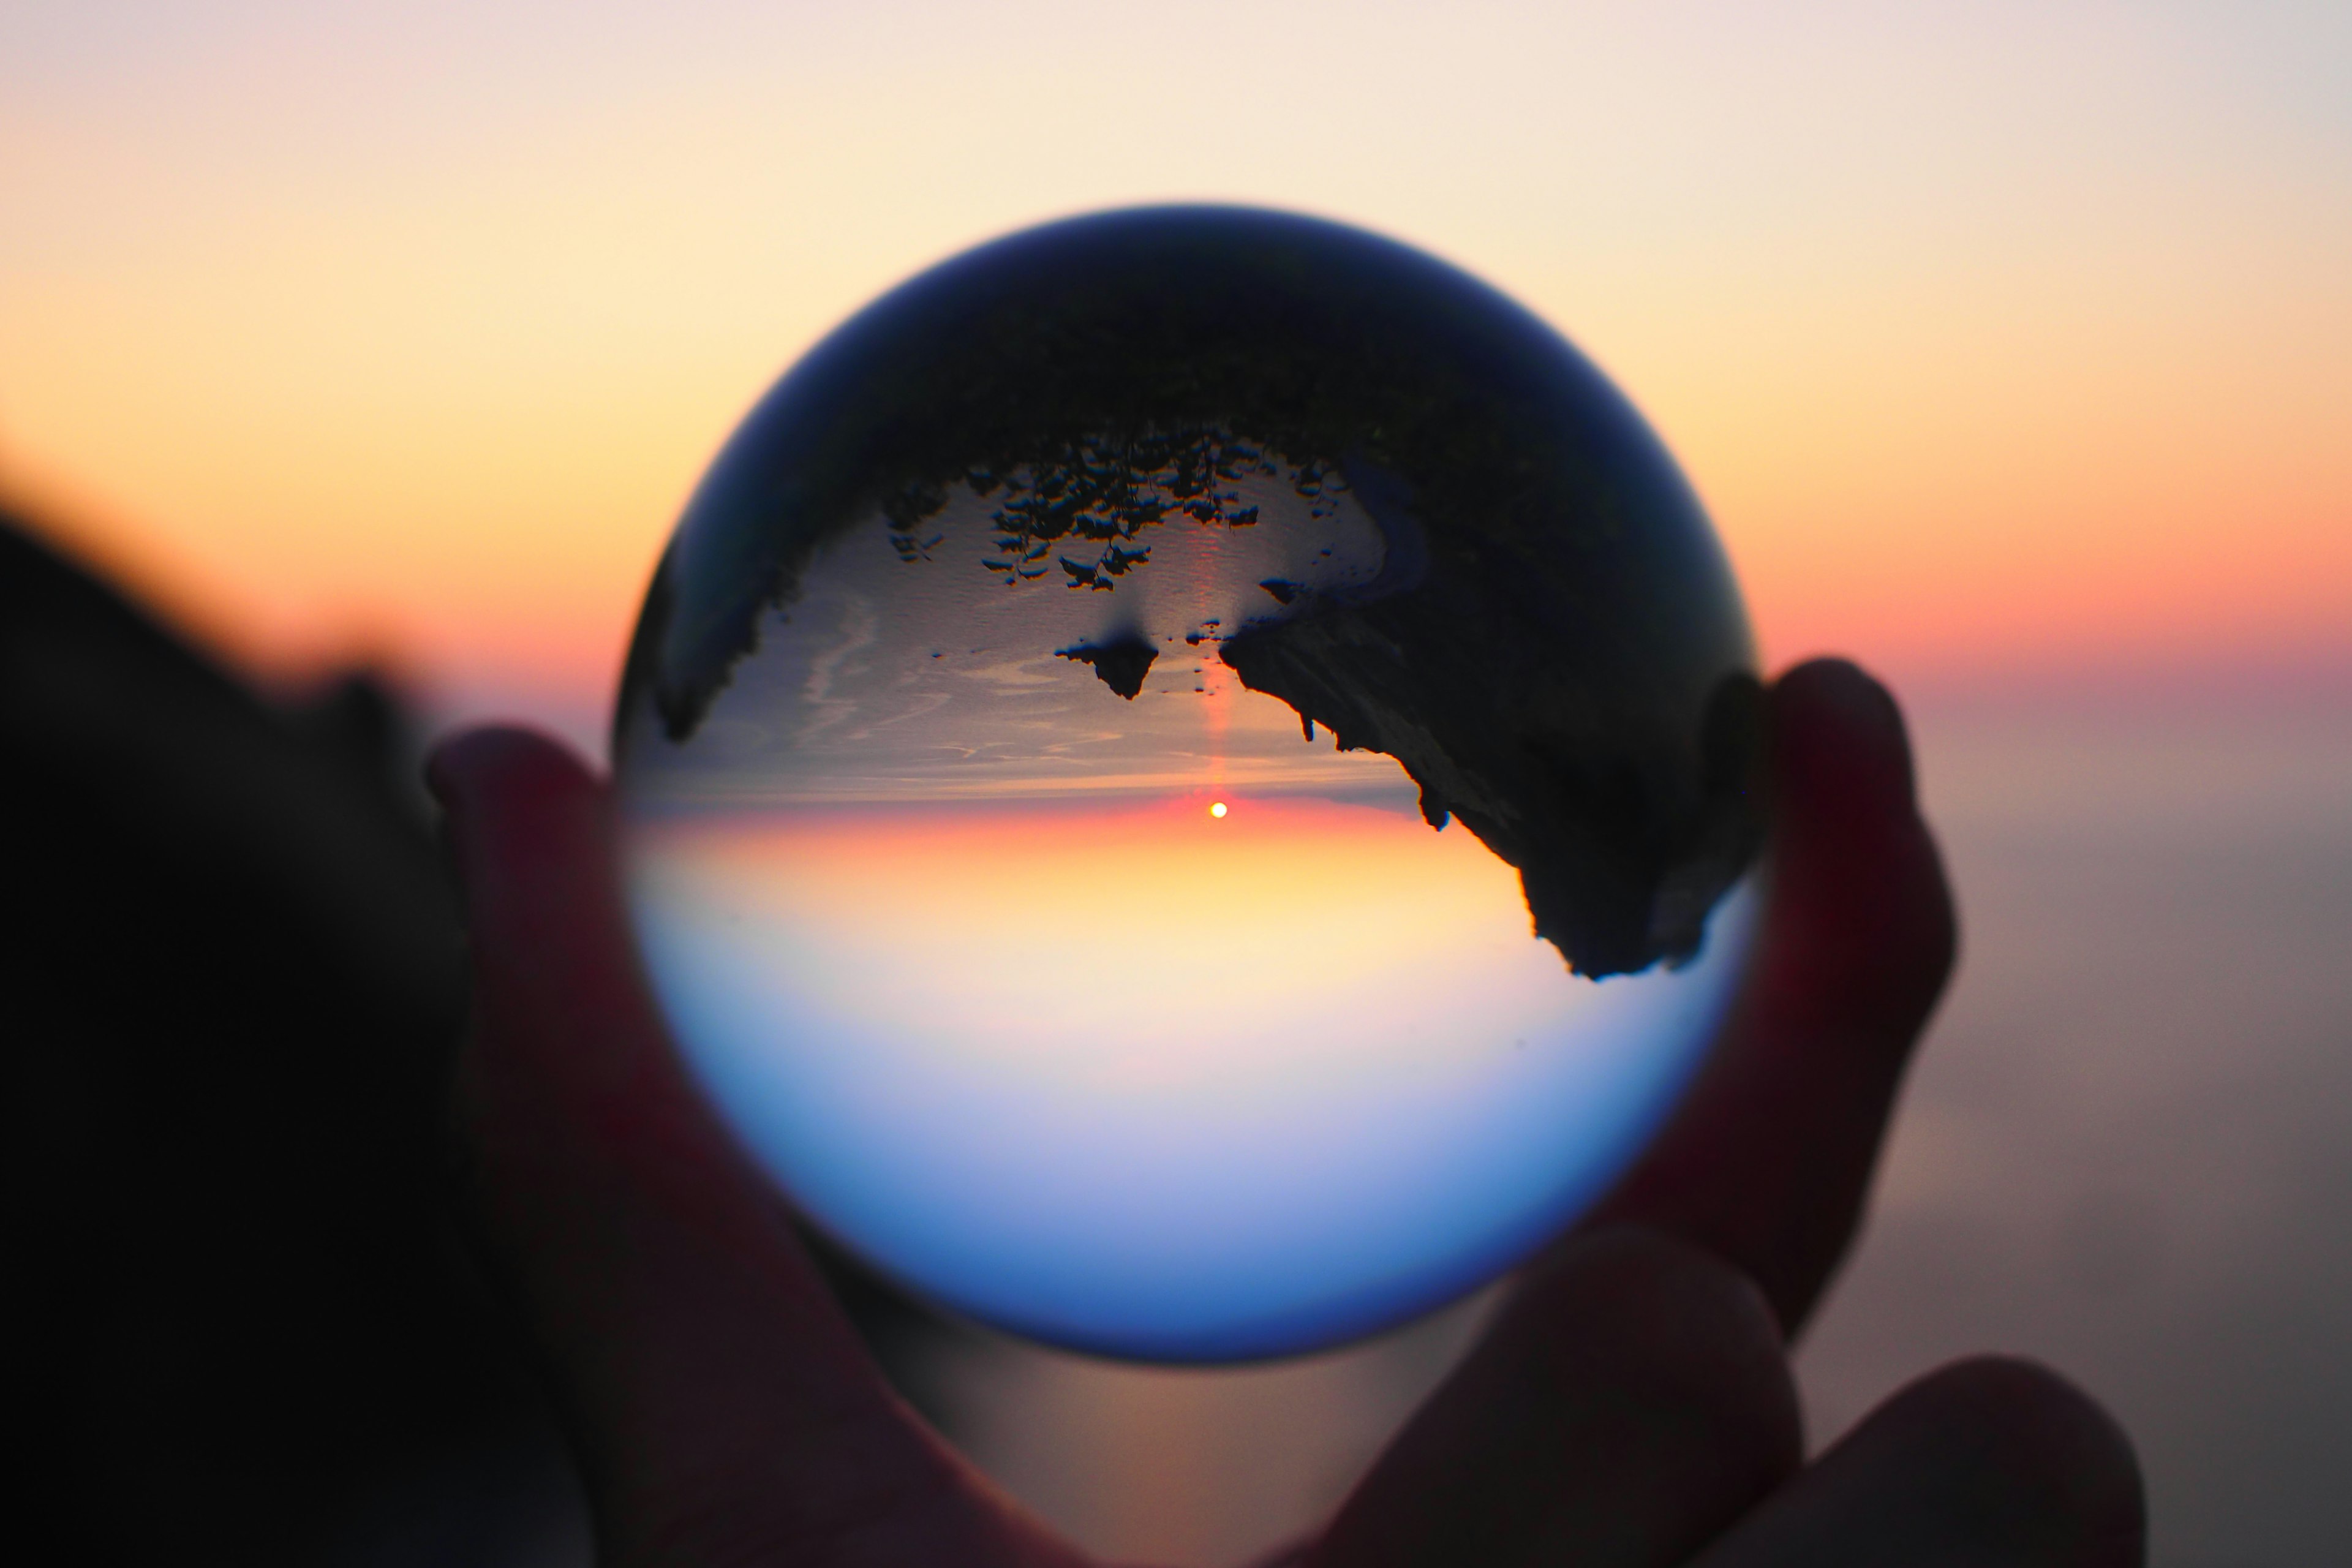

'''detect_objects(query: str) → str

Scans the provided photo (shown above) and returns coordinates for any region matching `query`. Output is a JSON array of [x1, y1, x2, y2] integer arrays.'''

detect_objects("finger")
[[1689, 1357, 2144, 1568], [1585, 658, 1958, 1333], [430, 728, 1069, 1568], [1313, 1228, 1801, 1568]]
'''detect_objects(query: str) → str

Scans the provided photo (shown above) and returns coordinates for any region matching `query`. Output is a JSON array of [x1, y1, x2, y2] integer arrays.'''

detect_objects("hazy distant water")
[[1796, 696, 2352, 1568], [905, 694, 2352, 1568]]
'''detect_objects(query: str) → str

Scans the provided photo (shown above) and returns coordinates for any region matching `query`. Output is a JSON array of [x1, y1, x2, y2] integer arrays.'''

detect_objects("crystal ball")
[[614, 207, 1766, 1361]]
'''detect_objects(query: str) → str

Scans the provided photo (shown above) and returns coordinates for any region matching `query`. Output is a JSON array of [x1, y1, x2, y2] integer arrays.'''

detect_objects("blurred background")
[[4, 2, 2345, 1565]]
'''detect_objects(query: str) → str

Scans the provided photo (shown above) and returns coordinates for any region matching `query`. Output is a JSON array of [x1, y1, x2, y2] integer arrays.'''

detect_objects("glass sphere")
[[615, 207, 1766, 1361]]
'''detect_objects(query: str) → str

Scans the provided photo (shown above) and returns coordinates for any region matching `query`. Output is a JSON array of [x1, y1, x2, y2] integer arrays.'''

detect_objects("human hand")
[[428, 658, 2142, 1567]]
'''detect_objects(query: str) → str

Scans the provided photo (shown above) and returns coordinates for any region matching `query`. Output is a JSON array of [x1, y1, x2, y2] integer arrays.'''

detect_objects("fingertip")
[[1771, 658, 1902, 744], [1712, 1355, 2146, 1568], [429, 723, 643, 1134], [1770, 658, 1917, 820], [425, 724, 600, 821], [1515, 1227, 1803, 1464], [1763, 657, 1956, 1007], [1773, 657, 1898, 718], [1320, 1224, 1804, 1568], [1891, 1356, 2146, 1560], [424, 727, 608, 914], [1519, 1227, 1782, 1346], [1587, 661, 1956, 1335]]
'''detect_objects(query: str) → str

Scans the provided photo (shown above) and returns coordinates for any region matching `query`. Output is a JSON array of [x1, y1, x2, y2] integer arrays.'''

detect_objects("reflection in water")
[[628, 798, 1757, 1357], [616, 206, 1767, 1357]]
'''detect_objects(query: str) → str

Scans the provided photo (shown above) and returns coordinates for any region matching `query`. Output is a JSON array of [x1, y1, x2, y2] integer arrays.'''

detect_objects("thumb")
[[1583, 658, 1957, 1333], [429, 726, 1060, 1567]]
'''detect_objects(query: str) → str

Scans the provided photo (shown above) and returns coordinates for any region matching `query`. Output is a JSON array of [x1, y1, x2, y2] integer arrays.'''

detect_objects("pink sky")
[[4, 1, 2346, 739]]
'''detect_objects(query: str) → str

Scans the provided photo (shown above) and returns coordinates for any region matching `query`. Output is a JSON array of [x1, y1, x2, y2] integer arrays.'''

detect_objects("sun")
[[1209, 801, 1228, 819]]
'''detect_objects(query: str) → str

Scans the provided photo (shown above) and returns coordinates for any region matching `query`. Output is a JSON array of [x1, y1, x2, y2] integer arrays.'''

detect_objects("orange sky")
[[628, 796, 1549, 1077], [4, 1, 2346, 740]]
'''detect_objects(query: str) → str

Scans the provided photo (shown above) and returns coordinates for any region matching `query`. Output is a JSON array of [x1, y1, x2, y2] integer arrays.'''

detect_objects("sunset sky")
[[4, 0, 2346, 739], [8, 7, 2348, 1556]]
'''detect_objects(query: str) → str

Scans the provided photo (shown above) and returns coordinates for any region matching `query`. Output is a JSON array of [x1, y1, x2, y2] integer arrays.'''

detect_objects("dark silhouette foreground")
[[1, 510, 540, 1562]]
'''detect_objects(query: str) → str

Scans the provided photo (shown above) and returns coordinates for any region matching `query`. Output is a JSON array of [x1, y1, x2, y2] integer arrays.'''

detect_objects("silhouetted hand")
[[428, 658, 2144, 1568]]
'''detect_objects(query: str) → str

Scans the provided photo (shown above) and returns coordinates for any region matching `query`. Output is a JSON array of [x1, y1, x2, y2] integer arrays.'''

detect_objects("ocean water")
[[1796, 694, 2352, 1568]]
